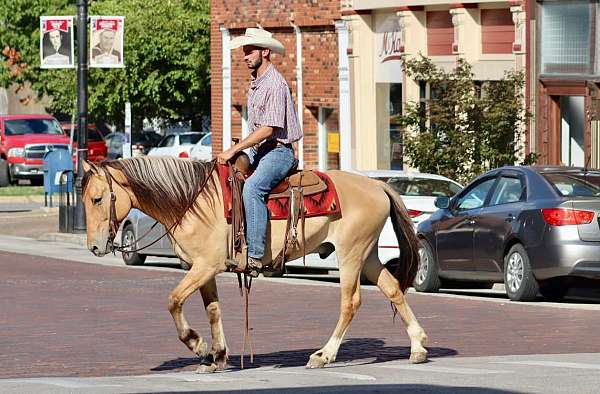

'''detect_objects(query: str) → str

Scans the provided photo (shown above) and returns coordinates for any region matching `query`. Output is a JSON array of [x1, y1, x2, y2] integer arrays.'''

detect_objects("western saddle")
[[226, 152, 327, 276]]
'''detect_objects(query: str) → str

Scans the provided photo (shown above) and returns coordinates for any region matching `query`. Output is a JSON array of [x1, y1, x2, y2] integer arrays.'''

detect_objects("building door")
[[559, 96, 585, 166]]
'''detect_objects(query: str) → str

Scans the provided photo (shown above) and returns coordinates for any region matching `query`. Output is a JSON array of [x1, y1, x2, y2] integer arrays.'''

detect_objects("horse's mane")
[[87, 156, 216, 225]]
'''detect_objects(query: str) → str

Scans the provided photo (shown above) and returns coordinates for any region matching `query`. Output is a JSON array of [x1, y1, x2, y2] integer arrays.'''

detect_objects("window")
[[387, 177, 462, 197], [489, 176, 525, 205], [539, 0, 595, 75], [543, 173, 600, 197], [427, 11, 453, 56], [456, 178, 496, 210], [481, 9, 514, 54], [179, 133, 204, 145], [201, 133, 211, 146], [4, 119, 64, 136], [159, 135, 175, 147]]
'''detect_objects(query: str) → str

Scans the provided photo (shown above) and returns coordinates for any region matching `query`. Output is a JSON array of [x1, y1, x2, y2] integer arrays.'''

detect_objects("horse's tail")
[[380, 182, 420, 292]]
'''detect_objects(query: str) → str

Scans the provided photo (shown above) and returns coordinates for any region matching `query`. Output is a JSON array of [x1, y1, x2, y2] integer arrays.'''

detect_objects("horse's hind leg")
[[168, 265, 219, 360], [363, 251, 428, 363], [196, 277, 228, 373], [306, 247, 363, 369]]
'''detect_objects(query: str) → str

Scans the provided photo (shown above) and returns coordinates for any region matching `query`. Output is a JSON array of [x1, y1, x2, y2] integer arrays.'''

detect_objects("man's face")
[[99, 30, 116, 52], [49, 30, 61, 51], [243, 45, 264, 70]]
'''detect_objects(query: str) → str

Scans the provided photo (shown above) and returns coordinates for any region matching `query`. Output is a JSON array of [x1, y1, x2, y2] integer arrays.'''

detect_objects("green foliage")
[[0, 0, 210, 129], [400, 56, 531, 185]]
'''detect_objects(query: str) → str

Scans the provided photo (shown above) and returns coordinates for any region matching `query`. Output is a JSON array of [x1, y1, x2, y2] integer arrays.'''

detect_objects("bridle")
[[99, 161, 217, 254]]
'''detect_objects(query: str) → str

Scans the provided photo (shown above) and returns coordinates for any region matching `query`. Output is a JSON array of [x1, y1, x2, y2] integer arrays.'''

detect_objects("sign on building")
[[90, 16, 125, 68], [375, 13, 403, 83], [40, 16, 75, 69]]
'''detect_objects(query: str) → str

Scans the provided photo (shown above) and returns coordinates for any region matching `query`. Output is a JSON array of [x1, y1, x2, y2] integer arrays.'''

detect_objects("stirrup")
[[224, 254, 263, 278]]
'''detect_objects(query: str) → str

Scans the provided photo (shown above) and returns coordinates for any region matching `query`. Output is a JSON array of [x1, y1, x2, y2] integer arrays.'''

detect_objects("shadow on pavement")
[[152, 338, 457, 371], [152, 384, 519, 394]]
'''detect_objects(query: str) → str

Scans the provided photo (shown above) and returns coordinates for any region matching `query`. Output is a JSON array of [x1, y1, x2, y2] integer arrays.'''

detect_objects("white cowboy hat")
[[229, 27, 285, 55]]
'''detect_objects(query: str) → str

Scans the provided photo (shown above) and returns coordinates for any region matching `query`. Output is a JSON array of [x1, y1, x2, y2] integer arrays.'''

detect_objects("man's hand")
[[217, 147, 237, 164]]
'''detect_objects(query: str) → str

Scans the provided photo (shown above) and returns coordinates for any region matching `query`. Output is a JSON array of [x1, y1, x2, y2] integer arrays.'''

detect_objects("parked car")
[[118, 169, 462, 278], [105, 131, 163, 159], [61, 123, 107, 163], [119, 209, 191, 270], [0, 114, 71, 186], [189, 132, 212, 161], [148, 132, 205, 158], [416, 165, 600, 302]]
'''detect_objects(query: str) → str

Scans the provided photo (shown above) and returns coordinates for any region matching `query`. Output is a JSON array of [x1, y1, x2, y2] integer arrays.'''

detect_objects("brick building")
[[210, 0, 352, 170]]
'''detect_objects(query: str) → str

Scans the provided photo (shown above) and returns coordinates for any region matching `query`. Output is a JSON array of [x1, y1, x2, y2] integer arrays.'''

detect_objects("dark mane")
[[102, 157, 215, 225]]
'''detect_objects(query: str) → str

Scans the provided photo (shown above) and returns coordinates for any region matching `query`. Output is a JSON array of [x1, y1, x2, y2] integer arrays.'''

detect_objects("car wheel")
[[179, 259, 191, 271], [0, 160, 10, 187], [121, 224, 146, 266], [504, 244, 538, 301], [413, 239, 441, 293]]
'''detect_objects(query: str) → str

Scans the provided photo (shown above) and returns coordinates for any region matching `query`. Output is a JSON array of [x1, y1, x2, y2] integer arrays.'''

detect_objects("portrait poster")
[[90, 16, 125, 68], [40, 16, 75, 69]]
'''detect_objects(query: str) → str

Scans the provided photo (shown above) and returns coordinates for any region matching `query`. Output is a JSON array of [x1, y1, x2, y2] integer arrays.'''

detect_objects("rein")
[[101, 160, 217, 254]]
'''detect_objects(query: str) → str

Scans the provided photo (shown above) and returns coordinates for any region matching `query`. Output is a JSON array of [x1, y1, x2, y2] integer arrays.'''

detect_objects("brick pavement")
[[2, 250, 600, 379]]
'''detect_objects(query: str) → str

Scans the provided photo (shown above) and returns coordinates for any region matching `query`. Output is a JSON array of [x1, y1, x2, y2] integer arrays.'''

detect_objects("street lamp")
[[73, 0, 88, 233]]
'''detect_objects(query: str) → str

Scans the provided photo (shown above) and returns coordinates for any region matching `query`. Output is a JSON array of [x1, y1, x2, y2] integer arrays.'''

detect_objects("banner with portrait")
[[40, 16, 75, 69], [90, 16, 125, 68]]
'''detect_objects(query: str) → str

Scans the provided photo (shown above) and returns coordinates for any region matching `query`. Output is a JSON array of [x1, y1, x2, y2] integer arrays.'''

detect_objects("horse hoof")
[[306, 355, 327, 369], [409, 351, 428, 364], [194, 340, 209, 358], [196, 363, 218, 374]]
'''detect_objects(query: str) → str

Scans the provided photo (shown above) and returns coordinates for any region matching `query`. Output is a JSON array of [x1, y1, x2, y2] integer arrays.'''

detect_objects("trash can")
[[43, 147, 73, 208]]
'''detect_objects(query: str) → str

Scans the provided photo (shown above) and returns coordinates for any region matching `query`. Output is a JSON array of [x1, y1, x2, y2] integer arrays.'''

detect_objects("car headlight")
[[7, 147, 25, 157]]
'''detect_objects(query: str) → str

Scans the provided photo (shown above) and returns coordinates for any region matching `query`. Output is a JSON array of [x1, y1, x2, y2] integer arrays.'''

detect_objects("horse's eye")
[[92, 196, 102, 205]]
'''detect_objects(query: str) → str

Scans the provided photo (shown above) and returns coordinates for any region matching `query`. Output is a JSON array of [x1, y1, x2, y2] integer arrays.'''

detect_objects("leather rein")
[[101, 161, 217, 254]]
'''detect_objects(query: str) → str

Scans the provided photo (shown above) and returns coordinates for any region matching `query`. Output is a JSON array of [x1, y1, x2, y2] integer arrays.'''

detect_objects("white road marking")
[[494, 361, 600, 370], [381, 364, 511, 375]]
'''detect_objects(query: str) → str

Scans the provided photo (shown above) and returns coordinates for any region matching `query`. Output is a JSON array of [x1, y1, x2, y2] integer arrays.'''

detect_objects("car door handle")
[[505, 214, 515, 222]]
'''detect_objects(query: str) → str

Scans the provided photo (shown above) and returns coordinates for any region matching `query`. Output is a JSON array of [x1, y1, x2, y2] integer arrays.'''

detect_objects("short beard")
[[248, 56, 262, 70]]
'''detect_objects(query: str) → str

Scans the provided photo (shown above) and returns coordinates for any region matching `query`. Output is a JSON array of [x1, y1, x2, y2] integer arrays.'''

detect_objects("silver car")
[[417, 166, 600, 301]]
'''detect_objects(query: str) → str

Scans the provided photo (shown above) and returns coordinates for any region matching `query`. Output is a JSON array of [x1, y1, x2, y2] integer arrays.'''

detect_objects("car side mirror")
[[434, 196, 450, 209]]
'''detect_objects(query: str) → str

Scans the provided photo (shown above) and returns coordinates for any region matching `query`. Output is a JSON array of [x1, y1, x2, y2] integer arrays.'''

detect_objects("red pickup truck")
[[0, 114, 71, 186]]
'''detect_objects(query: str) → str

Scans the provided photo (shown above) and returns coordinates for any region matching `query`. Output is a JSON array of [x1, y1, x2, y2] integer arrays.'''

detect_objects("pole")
[[73, 0, 88, 233]]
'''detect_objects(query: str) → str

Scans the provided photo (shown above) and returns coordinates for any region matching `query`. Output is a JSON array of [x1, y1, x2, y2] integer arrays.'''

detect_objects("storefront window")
[[376, 82, 403, 170]]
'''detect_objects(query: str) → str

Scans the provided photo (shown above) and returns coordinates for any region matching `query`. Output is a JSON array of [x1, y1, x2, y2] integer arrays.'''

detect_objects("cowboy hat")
[[229, 27, 285, 55]]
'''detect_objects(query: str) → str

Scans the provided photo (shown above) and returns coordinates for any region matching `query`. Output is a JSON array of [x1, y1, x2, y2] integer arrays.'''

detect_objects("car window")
[[456, 178, 496, 210], [387, 177, 462, 197], [543, 173, 600, 197], [70, 127, 104, 142], [179, 134, 204, 145], [159, 135, 175, 147], [201, 133, 211, 146], [4, 119, 64, 136], [489, 176, 525, 206]]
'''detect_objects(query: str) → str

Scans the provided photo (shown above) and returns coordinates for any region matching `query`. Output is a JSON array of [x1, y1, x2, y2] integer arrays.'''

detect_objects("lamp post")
[[73, 0, 88, 233]]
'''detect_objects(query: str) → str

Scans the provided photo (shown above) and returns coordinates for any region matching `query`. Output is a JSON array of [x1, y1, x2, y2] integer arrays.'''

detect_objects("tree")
[[0, 0, 210, 129], [400, 56, 531, 185]]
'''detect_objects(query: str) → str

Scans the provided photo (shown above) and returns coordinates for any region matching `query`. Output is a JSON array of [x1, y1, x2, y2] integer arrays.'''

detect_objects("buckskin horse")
[[81, 156, 429, 372]]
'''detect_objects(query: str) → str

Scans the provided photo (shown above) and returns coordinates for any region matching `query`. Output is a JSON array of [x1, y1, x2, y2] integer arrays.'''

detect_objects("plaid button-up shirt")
[[247, 64, 302, 144]]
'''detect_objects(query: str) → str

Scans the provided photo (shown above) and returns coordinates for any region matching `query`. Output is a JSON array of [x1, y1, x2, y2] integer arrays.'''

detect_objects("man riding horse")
[[217, 28, 302, 277]]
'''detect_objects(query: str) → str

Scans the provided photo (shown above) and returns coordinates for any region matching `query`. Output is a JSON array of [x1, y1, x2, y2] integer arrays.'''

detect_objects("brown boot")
[[224, 248, 263, 278]]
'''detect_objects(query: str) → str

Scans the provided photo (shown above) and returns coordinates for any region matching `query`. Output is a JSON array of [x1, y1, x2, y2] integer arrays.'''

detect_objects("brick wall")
[[211, 0, 341, 169]]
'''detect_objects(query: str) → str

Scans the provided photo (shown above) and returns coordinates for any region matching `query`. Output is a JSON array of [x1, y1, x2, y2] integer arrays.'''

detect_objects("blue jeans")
[[243, 144, 296, 259]]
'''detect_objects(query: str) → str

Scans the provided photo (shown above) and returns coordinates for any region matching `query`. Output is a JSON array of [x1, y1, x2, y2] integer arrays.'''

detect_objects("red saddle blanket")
[[217, 164, 341, 221]]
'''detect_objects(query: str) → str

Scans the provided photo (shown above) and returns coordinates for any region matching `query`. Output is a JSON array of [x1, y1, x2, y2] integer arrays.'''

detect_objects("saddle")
[[222, 152, 333, 276]]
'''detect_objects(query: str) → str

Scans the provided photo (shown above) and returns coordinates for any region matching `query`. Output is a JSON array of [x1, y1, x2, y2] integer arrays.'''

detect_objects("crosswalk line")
[[381, 364, 511, 375], [494, 361, 600, 370]]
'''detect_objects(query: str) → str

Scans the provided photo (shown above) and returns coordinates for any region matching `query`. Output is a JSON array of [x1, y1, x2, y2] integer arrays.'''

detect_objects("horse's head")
[[82, 160, 133, 257]]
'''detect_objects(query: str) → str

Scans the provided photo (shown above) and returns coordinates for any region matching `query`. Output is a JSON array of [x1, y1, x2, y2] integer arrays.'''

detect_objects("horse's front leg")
[[195, 277, 228, 373], [167, 265, 219, 359]]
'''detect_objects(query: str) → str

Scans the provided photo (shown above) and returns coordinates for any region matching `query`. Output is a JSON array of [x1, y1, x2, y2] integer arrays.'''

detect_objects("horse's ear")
[[82, 160, 97, 174]]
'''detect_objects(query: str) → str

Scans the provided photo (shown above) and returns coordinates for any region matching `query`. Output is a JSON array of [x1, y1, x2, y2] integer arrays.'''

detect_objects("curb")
[[38, 232, 87, 246]]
